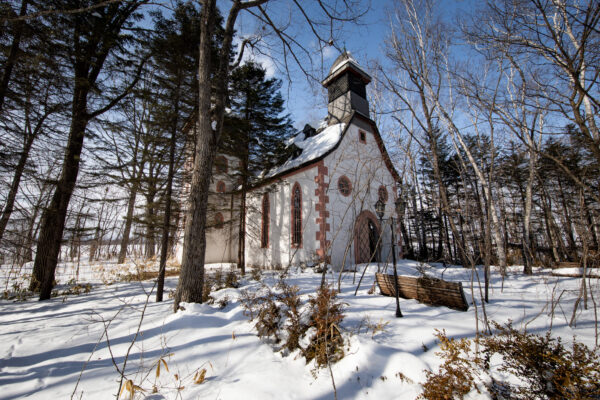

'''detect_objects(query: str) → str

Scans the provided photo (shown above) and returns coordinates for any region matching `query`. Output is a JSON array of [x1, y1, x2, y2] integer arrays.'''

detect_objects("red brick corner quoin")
[[314, 160, 330, 263]]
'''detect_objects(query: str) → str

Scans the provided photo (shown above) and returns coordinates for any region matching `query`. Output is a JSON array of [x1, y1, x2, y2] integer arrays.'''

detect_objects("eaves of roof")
[[250, 112, 401, 190]]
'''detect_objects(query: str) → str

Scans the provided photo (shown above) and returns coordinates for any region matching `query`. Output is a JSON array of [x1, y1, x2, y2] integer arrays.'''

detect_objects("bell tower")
[[322, 52, 371, 125]]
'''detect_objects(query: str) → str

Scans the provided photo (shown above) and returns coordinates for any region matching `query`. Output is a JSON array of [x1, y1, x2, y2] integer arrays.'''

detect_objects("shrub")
[[213, 269, 223, 288], [418, 330, 480, 400], [202, 279, 212, 303], [418, 322, 600, 400], [278, 282, 307, 353], [241, 282, 347, 369], [483, 321, 600, 400], [224, 269, 239, 288], [304, 286, 345, 367], [250, 267, 262, 281], [240, 285, 282, 342]]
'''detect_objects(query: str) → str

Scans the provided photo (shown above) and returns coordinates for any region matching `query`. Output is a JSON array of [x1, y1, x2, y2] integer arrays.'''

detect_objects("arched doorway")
[[354, 210, 381, 264]]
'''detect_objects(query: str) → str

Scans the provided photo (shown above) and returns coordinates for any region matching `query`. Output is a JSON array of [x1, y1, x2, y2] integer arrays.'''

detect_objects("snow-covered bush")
[[483, 321, 600, 400], [240, 281, 347, 368], [304, 286, 345, 367], [419, 322, 600, 400]]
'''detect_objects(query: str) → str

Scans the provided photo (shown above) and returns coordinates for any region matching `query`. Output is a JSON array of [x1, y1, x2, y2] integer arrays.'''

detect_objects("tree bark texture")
[[173, 0, 217, 310], [31, 97, 88, 298]]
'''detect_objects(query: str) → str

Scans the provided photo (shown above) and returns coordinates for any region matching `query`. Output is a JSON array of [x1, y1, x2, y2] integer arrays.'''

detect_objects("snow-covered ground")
[[0, 260, 598, 399]]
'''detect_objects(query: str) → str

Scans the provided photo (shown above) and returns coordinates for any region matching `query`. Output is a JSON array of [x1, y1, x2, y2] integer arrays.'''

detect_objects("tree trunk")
[[173, 0, 217, 310], [144, 191, 156, 258], [30, 94, 88, 299], [157, 107, 179, 302], [540, 188, 562, 263], [0, 0, 28, 113], [557, 177, 577, 260], [118, 183, 138, 264], [0, 129, 36, 242], [173, 0, 252, 310]]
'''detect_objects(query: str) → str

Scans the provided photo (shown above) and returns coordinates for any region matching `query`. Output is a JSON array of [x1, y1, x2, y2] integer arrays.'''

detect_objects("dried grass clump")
[[304, 286, 345, 367], [419, 322, 600, 400], [249, 267, 262, 281], [241, 285, 282, 342], [279, 282, 307, 353], [418, 330, 481, 400], [483, 321, 600, 400], [240, 282, 347, 369]]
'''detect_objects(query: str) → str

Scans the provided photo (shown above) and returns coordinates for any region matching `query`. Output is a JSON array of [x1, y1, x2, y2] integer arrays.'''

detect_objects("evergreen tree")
[[223, 61, 293, 274], [30, 0, 147, 299], [149, 1, 202, 301]]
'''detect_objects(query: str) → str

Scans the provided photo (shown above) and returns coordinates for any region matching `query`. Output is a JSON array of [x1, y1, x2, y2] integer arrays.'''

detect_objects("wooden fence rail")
[[375, 273, 469, 312]]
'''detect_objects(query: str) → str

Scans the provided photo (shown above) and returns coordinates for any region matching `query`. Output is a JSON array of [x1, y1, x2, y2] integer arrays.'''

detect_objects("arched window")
[[216, 181, 226, 193], [215, 212, 224, 229], [291, 183, 302, 247], [378, 185, 388, 203], [338, 175, 352, 197], [261, 193, 269, 248], [215, 156, 228, 174]]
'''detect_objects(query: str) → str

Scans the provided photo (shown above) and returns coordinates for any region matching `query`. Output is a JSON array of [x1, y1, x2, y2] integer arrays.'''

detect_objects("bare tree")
[[174, 0, 368, 310]]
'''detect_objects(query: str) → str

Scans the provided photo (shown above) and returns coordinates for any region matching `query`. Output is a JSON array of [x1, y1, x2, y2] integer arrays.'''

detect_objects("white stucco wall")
[[243, 117, 400, 270], [323, 120, 399, 269], [245, 166, 320, 268], [177, 118, 400, 270], [176, 153, 241, 265]]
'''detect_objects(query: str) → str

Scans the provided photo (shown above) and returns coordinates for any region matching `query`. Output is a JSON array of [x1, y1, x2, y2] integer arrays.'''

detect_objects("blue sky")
[[233, 0, 393, 129], [233, 0, 476, 130]]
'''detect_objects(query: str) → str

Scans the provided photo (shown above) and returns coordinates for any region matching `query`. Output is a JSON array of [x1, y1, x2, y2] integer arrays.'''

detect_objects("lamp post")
[[375, 199, 403, 318]]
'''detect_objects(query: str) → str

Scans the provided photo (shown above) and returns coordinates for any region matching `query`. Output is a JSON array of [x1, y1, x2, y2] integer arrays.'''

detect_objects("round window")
[[338, 176, 352, 196]]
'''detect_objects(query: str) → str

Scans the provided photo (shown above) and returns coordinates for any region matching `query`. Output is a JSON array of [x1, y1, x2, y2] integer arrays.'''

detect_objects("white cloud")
[[232, 36, 276, 78], [322, 45, 337, 60]]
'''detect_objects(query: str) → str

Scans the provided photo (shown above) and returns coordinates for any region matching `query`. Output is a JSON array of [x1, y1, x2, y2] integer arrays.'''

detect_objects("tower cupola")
[[322, 51, 371, 125]]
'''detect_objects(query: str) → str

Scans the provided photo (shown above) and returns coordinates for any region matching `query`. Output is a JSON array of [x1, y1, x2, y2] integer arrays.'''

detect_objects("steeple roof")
[[322, 51, 371, 87]]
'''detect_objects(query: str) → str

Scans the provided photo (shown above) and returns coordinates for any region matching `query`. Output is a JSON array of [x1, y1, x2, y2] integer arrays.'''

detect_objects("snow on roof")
[[326, 52, 371, 83], [262, 122, 346, 179]]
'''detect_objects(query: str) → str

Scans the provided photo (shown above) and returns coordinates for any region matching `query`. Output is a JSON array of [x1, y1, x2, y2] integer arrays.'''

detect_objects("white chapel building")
[[183, 52, 402, 270]]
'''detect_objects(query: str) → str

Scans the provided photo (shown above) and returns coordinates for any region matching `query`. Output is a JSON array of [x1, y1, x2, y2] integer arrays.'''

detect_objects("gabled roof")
[[260, 122, 347, 179], [253, 112, 401, 188]]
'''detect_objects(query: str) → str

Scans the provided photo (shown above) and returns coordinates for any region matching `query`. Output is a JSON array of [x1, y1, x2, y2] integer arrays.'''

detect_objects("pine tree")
[[30, 0, 147, 299], [149, 1, 202, 301], [222, 62, 293, 274]]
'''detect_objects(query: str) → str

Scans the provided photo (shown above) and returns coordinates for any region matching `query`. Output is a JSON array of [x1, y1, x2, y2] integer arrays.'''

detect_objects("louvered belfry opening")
[[292, 184, 302, 246]]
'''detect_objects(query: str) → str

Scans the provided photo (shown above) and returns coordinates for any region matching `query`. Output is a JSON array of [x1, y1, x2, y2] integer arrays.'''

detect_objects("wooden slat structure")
[[375, 273, 469, 312], [554, 261, 580, 269]]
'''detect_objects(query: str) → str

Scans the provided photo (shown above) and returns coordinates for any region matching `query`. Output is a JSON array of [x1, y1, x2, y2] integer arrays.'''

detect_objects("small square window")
[[359, 130, 366, 143], [215, 156, 228, 174]]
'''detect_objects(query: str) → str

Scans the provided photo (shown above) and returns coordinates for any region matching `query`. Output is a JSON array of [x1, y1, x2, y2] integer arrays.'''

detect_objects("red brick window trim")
[[359, 130, 367, 144], [215, 212, 224, 229], [215, 156, 228, 174], [261, 193, 269, 248], [291, 182, 302, 248], [338, 175, 352, 197], [378, 185, 388, 203], [216, 180, 226, 193]]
